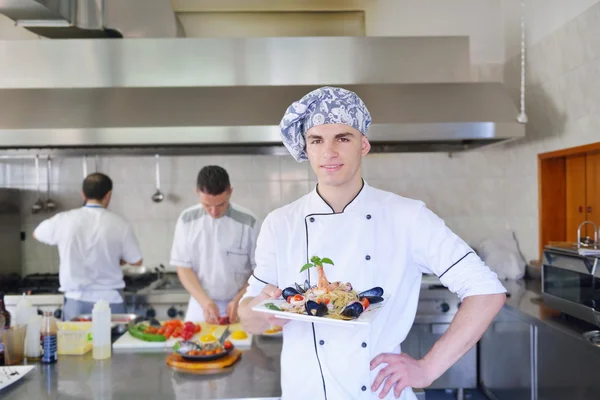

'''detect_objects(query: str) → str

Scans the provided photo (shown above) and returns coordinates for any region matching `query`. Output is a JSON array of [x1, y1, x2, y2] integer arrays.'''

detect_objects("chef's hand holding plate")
[[370, 353, 434, 399], [260, 284, 290, 328]]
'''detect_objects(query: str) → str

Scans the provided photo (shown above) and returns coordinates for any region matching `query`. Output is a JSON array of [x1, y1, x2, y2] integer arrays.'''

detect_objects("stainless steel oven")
[[541, 245, 600, 327]]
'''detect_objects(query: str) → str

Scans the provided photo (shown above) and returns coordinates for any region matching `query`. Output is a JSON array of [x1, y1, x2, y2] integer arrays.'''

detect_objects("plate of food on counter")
[[173, 326, 235, 362], [252, 256, 388, 327], [114, 317, 253, 350]]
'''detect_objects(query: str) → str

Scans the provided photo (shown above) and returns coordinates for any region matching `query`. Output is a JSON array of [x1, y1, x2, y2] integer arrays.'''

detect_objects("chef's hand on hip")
[[257, 284, 289, 327], [201, 300, 220, 325], [370, 353, 434, 399]]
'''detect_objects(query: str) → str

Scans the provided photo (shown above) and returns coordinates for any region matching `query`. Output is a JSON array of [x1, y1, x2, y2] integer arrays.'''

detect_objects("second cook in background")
[[33, 173, 144, 321], [170, 166, 260, 324]]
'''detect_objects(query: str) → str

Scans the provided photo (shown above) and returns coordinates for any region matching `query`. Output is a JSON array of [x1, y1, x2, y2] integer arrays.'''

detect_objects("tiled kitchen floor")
[[424, 389, 489, 400]]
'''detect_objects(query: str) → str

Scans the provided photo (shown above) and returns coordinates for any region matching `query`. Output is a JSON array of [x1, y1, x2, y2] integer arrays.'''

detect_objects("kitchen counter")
[[502, 279, 600, 352], [2, 336, 428, 400], [1, 336, 284, 400]]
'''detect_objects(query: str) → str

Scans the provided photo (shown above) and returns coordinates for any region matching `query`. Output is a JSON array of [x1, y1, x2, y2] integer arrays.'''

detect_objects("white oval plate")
[[252, 295, 389, 328]]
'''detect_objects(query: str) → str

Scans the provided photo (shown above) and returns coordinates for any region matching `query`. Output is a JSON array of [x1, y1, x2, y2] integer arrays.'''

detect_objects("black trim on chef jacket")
[[303, 180, 366, 400], [439, 251, 475, 279], [250, 273, 272, 286]]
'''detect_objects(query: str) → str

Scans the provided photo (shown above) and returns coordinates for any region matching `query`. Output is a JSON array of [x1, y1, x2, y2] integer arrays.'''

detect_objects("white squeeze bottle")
[[92, 300, 111, 360], [15, 293, 34, 326]]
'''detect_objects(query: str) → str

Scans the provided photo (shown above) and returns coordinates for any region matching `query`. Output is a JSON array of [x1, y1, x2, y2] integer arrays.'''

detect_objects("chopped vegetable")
[[264, 303, 281, 311], [129, 324, 166, 342]]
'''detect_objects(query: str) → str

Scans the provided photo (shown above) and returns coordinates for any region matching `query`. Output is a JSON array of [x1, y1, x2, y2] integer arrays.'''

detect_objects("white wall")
[[364, 0, 505, 65], [503, 0, 600, 58], [0, 15, 40, 39]]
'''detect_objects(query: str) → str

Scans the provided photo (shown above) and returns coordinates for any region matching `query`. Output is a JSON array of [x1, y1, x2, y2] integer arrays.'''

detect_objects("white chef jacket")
[[243, 181, 506, 400], [170, 202, 260, 321], [33, 204, 143, 304]]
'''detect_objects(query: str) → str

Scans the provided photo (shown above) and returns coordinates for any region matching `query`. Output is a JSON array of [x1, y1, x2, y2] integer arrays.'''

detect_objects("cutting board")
[[113, 322, 252, 350], [166, 349, 242, 372]]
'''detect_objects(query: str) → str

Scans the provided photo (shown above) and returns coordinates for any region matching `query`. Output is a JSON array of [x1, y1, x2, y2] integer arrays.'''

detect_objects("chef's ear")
[[361, 136, 371, 156], [228, 186, 233, 196]]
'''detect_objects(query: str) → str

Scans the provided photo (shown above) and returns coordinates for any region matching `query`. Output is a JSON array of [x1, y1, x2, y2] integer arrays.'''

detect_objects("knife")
[[219, 325, 231, 344]]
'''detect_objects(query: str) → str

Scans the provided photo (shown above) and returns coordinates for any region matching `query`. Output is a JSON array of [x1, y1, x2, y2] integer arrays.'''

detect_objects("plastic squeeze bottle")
[[15, 293, 34, 326], [92, 300, 111, 360]]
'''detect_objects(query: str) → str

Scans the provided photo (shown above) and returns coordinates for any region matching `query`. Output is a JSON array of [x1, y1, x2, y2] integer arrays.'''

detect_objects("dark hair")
[[197, 165, 230, 195], [82, 173, 113, 200]]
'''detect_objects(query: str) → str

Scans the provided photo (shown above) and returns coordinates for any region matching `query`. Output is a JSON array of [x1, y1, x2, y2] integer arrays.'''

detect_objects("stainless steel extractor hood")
[[0, 0, 184, 38], [0, 37, 525, 155]]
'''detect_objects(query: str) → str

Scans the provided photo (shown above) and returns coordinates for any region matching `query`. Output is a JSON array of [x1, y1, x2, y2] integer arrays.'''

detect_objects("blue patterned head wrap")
[[279, 86, 372, 162]]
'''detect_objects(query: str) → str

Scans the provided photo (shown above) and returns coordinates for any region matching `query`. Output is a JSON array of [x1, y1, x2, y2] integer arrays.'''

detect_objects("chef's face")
[[305, 124, 370, 187], [197, 187, 232, 218]]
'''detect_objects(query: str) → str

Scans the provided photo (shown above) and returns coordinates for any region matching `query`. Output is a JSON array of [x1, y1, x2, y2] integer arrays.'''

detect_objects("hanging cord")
[[517, 0, 528, 123]]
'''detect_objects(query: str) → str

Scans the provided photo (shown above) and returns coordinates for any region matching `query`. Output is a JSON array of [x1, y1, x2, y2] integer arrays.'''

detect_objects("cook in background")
[[170, 165, 260, 324], [34, 173, 143, 321], [239, 87, 507, 400]]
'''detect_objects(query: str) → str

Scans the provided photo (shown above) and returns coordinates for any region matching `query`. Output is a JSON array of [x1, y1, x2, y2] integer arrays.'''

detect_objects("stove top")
[[4, 270, 174, 295], [4, 273, 61, 295]]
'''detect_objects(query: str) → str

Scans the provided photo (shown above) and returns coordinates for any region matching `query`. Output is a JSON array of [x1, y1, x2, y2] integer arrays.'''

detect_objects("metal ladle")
[[31, 155, 44, 214], [44, 156, 57, 212], [151, 154, 164, 203]]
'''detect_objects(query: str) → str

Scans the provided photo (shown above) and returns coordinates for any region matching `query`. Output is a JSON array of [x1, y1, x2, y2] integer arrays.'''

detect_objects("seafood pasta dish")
[[264, 256, 385, 320]]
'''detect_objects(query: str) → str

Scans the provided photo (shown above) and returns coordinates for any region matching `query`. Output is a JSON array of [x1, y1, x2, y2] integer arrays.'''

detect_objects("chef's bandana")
[[279, 86, 372, 162]]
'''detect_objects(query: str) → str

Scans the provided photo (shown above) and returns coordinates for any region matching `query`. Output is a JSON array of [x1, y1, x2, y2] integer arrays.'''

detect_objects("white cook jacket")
[[243, 181, 506, 400], [33, 205, 143, 304], [170, 203, 260, 321]]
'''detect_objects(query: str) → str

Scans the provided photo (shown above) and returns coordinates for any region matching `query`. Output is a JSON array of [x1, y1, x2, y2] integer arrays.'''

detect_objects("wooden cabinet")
[[585, 152, 600, 232], [565, 153, 600, 240], [539, 144, 600, 258]]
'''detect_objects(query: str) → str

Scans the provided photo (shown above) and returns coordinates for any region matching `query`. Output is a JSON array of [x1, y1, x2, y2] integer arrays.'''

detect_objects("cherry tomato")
[[292, 294, 304, 302], [360, 298, 370, 310], [223, 340, 233, 350]]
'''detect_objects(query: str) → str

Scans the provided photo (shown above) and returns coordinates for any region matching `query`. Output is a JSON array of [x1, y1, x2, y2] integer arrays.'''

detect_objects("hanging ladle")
[[31, 155, 44, 214], [151, 154, 164, 203], [44, 156, 57, 212]]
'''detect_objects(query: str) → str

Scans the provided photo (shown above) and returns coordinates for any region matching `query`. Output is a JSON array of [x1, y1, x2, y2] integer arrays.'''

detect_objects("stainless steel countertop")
[[502, 279, 600, 353], [1, 334, 428, 399], [1, 336, 283, 400]]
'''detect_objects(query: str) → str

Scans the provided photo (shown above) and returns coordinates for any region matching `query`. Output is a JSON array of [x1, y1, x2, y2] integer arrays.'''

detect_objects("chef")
[[33, 173, 144, 321], [170, 165, 260, 324], [239, 87, 507, 400]]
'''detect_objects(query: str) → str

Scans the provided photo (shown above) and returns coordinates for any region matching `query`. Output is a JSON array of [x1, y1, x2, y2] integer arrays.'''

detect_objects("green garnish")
[[300, 256, 334, 272], [264, 303, 282, 311]]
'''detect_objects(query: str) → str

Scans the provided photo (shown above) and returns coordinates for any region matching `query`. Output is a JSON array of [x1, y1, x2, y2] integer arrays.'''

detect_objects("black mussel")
[[305, 300, 328, 317], [358, 287, 384, 298], [282, 287, 300, 299], [360, 296, 384, 304], [342, 301, 364, 318], [303, 279, 310, 292], [294, 282, 306, 294]]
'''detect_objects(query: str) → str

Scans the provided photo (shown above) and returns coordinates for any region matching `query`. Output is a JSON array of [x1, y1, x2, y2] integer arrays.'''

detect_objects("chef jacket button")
[[309, 217, 315, 223], [361, 386, 367, 391], [361, 342, 367, 348], [366, 214, 372, 219], [319, 340, 325, 345], [365, 255, 371, 261]]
